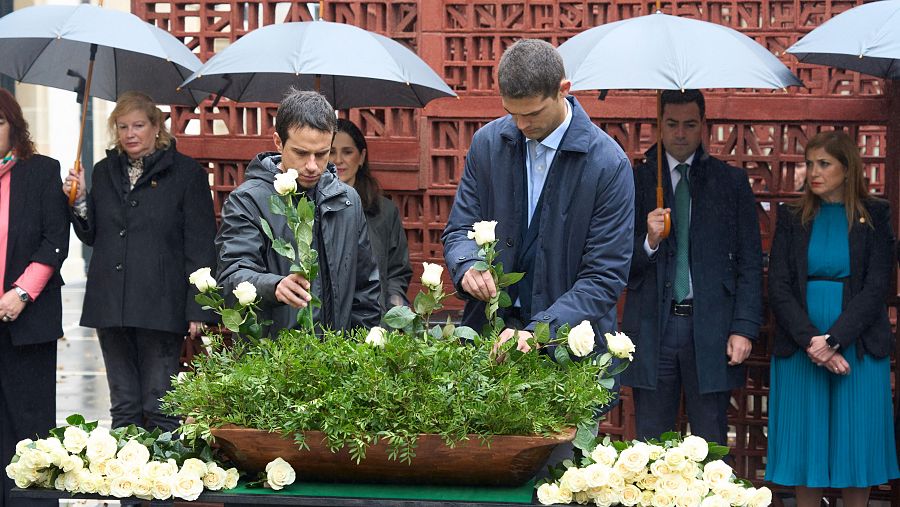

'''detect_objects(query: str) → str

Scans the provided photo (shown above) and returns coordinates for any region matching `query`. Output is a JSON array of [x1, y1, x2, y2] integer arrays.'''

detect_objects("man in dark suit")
[[621, 90, 763, 445]]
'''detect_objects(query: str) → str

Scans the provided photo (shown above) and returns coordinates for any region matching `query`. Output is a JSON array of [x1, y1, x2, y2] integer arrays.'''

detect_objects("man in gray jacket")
[[216, 90, 381, 334]]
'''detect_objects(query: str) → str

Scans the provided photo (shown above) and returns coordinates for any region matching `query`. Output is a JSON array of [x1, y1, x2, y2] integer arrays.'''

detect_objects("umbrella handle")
[[68, 160, 82, 206], [69, 43, 97, 206], [656, 185, 671, 238], [655, 89, 670, 239]]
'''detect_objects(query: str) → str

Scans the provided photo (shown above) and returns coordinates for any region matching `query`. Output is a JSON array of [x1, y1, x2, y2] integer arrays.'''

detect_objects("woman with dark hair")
[[766, 130, 899, 506], [330, 118, 412, 311], [0, 89, 69, 507], [63, 91, 216, 432]]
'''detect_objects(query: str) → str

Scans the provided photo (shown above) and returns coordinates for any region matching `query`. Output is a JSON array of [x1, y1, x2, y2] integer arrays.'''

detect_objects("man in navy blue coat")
[[621, 90, 763, 445], [442, 39, 634, 353]]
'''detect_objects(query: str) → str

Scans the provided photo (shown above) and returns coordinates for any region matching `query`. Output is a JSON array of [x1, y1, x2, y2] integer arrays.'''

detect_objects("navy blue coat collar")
[[498, 96, 592, 154]]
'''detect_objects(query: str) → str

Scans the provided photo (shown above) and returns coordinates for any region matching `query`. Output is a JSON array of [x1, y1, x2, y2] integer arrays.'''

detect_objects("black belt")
[[808, 275, 849, 283], [671, 299, 693, 317]]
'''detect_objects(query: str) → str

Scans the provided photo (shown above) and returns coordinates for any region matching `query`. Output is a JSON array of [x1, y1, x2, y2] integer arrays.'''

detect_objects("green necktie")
[[673, 163, 691, 303]]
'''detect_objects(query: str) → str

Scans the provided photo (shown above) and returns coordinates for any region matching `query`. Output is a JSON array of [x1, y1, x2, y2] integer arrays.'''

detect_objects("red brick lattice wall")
[[135, 0, 900, 500]]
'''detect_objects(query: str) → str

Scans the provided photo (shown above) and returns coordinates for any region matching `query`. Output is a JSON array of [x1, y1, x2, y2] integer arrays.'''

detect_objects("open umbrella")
[[0, 3, 207, 203], [559, 10, 801, 236], [179, 21, 456, 108], [786, 0, 900, 79]]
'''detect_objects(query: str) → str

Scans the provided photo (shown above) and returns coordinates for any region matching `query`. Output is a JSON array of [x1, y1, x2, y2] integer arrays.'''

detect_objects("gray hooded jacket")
[[216, 152, 381, 335]]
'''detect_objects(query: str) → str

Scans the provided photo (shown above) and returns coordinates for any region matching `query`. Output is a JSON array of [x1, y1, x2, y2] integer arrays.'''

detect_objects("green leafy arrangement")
[[163, 326, 615, 464]]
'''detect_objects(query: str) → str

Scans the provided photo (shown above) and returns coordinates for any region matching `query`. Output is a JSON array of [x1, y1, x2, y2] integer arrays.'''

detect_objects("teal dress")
[[766, 203, 899, 487]]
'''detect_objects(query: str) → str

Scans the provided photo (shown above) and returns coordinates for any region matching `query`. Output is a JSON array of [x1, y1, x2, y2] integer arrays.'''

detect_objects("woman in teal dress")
[[767, 131, 899, 506]]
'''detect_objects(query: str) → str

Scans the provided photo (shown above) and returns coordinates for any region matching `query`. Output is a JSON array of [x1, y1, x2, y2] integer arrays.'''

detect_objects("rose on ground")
[[365, 326, 387, 347], [265, 457, 296, 491]]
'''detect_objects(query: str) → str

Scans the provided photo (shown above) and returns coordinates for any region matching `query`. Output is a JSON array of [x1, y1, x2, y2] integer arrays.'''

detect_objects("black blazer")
[[3, 155, 70, 346], [768, 198, 895, 358], [71, 144, 216, 335]]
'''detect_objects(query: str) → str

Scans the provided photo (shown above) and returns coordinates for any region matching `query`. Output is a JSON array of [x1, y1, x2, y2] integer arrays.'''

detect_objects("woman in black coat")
[[329, 118, 412, 312], [63, 91, 216, 432], [765, 131, 899, 506], [0, 89, 69, 507]]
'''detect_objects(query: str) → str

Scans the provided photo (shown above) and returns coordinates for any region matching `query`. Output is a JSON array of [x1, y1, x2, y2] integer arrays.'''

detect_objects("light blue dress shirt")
[[524, 101, 573, 226]]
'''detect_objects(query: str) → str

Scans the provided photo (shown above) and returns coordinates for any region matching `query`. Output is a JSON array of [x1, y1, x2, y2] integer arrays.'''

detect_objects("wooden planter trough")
[[211, 425, 576, 487]]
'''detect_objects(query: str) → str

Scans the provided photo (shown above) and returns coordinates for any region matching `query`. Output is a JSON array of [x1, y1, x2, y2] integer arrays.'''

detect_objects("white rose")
[[619, 484, 642, 506], [15, 438, 34, 456], [652, 489, 676, 507], [60, 454, 84, 473], [559, 467, 588, 493], [365, 326, 386, 348], [692, 481, 710, 498], [650, 459, 673, 477], [117, 439, 151, 466], [680, 435, 709, 462], [133, 477, 154, 500], [274, 168, 299, 195], [88, 458, 109, 476], [421, 262, 443, 289], [85, 429, 118, 464], [702, 460, 732, 486], [110, 476, 137, 498], [556, 485, 573, 504], [233, 281, 258, 306], [590, 444, 618, 467], [658, 474, 684, 494], [648, 444, 666, 460], [81, 472, 104, 494], [606, 469, 626, 491], [537, 483, 561, 505], [604, 331, 635, 360], [188, 267, 217, 292], [63, 426, 90, 454], [19, 448, 51, 470], [748, 486, 773, 507], [618, 444, 651, 474], [572, 490, 591, 505], [640, 489, 655, 506], [63, 469, 81, 492], [663, 447, 688, 470], [676, 492, 702, 507], [730, 483, 754, 506], [172, 470, 204, 501], [97, 476, 112, 496], [265, 457, 296, 491], [151, 478, 174, 500], [467, 220, 497, 246], [203, 463, 229, 491], [181, 458, 208, 477], [700, 494, 729, 507], [105, 458, 128, 479], [54, 472, 67, 491], [680, 462, 701, 480], [638, 471, 660, 491], [583, 463, 611, 489], [567, 320, 595, 357], [35, 437, 65, 460], [224, 468, 240, 489], [594, 486, 616, 506]]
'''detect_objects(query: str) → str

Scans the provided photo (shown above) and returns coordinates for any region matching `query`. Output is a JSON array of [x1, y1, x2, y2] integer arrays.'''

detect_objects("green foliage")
[[162, 327, 614, 463]]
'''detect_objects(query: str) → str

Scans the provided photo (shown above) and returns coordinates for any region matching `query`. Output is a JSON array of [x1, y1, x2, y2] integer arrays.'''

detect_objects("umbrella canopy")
[[179, 21, 456, 108], [0, 4, 205, 105], [559, 11, 801, 91], [787, 0, 900, 79]]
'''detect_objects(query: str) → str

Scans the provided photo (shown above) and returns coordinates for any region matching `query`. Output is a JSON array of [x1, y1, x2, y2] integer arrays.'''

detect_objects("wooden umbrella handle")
[[656, 90, 670, 239], [69, 43, 98, 206]]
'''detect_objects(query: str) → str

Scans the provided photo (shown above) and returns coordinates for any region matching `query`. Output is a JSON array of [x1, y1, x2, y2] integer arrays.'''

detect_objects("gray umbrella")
[[0, 3, 206, 203], [179, 21, 456, 108], [787, 0, 900, 79], [0, 4, 206, 105]]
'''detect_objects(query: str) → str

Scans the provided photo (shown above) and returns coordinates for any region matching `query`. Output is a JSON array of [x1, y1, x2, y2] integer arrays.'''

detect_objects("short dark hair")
[[498, 39, 565, 100], [275, 88, 336, 145], [335, 118, 382, 215], [0, 89, 35, 159], [661, 89, 705, 119]]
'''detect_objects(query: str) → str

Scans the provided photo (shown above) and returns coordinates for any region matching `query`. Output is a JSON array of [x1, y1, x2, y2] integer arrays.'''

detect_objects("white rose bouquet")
[[536, 432, 772, 506], [6, 414, 241, 501]]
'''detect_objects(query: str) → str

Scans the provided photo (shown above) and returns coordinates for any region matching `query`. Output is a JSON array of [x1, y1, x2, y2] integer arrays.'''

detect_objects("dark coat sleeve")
[[628, 166, 655, 284], [351, 214, 381, 329], [181, 160, 218, 323], [31, 160, 70, 271], [729, 169, 764, 340], [383, 201, 412, 304], [827, 200, 895, 348], [768, 204, 820, 349], [69, 160, 103, 246], [442, 135, 486, 299]]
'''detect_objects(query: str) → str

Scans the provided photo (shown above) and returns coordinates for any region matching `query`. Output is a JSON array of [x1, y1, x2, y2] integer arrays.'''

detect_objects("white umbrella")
[[787, 0, 900, 79]]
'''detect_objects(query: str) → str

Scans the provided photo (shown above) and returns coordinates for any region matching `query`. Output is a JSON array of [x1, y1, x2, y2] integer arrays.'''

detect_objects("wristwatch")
[[14, 286, 30, 303], [823, 334, 840, 350]]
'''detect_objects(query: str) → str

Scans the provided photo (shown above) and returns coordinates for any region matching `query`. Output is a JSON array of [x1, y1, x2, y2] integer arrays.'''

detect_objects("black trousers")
[[0, 327, 57, 507], [632, 313, 731, 445], [97, 327, 184, 432]]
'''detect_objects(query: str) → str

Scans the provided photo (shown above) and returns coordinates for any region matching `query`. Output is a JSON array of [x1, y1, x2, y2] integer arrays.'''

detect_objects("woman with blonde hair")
[[63, 91, 216, 432], [766, 130, 899, 505]]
